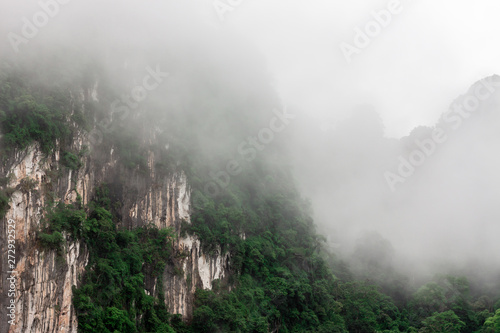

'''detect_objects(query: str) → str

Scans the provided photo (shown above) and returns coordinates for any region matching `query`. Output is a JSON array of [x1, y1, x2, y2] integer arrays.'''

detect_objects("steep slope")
[[0, 71, 230, 332]]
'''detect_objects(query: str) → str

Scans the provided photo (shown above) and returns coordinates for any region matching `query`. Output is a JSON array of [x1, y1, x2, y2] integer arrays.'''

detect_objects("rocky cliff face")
[[0, 99, 230, 333]]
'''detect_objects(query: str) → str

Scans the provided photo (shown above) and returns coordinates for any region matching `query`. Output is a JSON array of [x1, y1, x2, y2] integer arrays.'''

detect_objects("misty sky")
[[2, 0, 500, 138], [213, 0, 500, 137]]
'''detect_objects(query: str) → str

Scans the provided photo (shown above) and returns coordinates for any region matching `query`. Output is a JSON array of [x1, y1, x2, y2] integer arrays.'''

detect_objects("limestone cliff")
[[0, 96, 230, 333]]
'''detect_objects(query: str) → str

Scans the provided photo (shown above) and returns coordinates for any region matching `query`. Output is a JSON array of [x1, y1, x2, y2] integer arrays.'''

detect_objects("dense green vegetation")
[[0, 91, 69, 155], [0, 188, 10, 219], [0, 175, 14, 219], [482, 309, 500, 332], [61, 151, 83, 170], [0, 94, 70, 153], [182, 162, 345, 332], [0, 65, 91, 159], [183, 158, 500, 332], [38, 189, 184, 333]]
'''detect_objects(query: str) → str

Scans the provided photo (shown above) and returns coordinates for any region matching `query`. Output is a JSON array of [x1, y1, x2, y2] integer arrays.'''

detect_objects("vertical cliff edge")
[[0, 84, 230, 333]]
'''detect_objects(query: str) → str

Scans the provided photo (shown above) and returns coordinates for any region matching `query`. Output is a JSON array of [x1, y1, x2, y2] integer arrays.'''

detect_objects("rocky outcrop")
[[163, 235, 230, 319], [0, 144, 90, 333], [0, 121, 230, 332]]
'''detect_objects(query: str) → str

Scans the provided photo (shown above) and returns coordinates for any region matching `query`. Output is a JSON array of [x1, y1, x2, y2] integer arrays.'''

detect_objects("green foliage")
[[35, 187, 178, 332], [405, 275, 489, 332], [0, 69, 76, 155], [39, 231, 64, 252], [0, 189, 10, 219], [71, 189, 177, 332], [36, 201, 86, 255], [74, 219, 177, 332], [409, 282, 447, 322], [61, 151, 83, 170], [103, 307, 136, 332], [42, 201, 87, 239], [186, 159, 349, 332], [350, 232, 411, 307], [1, 94, 71, 154], [339, 281, 401, 333], [482, 309, 500, 332], [420, 310, 465, 333]]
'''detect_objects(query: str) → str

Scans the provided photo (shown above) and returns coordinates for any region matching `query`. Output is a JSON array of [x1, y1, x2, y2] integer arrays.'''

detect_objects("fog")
[[1, 0, 500, 291]]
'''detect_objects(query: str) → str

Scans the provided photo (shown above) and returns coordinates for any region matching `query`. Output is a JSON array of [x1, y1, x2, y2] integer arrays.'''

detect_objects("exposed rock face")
[[0, 144, 90, 333], [163, 235, 230, 319], [0, 125, 230, 332]]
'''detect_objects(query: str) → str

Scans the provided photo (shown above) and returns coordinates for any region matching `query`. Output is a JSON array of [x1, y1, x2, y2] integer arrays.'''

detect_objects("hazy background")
[[1, 0, 500, 287], [2, 0, 500, 135]]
